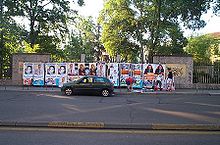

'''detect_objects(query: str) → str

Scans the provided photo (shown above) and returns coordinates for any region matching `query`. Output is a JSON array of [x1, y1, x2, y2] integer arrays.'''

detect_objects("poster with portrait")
[[57, 63, 67, 87], [96, 62, 106, 77], [89, 63, 97, 76], [131, 64, 143, 89], [120, 63, 131, 87], [32, 63, 44, 86], [67, 63, 80, 82], [107, 63, 119, 87], [23, 63, 34, 85], [45, 63, 59, 86], [78, 63, 86, 76], [154, 64, 166, 90], [143, 64, 156, 89]]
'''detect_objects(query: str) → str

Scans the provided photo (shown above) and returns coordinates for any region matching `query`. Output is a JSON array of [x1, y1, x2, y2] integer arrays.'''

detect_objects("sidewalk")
[[1, 85, 220, 95]]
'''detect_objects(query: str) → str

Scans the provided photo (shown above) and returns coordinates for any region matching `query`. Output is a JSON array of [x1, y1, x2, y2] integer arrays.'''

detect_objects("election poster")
[[143, 64, 155, 89], [67, 63, 80, 82], [107, 63, 119, 87], [89, 63, 97, 76], [154, 64, 166, 90], [45, 63, 59, 86], [96, 62, 106, 77], [32, 63, 44, 86], [120, 63, 131, 87], [131, 64, 143, 89], [57, 63, 67, 87], [23, 62, 33, 85]]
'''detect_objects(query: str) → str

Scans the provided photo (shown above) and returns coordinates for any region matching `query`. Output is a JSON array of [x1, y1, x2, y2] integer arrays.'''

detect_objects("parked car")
[[61, 76, 114, 97]]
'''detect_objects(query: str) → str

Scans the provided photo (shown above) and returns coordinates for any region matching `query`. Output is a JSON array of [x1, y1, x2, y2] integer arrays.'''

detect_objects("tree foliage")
[[99, 0, 214, 63], [64, 16, 102, 62], [185, 34, 220, 63]]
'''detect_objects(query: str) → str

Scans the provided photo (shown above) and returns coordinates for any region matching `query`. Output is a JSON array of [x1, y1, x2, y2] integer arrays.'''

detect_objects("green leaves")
[[185, 34, 220, 63]]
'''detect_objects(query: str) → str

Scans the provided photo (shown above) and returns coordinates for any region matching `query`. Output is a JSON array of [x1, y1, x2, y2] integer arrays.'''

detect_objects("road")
[[0, 127, 220, 145], [0, 90, 219, 124]]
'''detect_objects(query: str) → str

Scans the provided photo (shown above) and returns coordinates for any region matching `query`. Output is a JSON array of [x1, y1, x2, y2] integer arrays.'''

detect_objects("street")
[[0, 127, 220, 145], [0, 90, 220, 145], [0, 90, 219, 124]]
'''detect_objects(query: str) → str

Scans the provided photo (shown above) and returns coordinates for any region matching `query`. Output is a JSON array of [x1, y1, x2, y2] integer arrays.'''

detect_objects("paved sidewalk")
[[1, 85, 220, 95]]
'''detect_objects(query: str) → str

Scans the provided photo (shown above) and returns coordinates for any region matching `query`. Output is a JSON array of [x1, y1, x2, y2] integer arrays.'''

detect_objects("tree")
[[99, 0, 214, 63], [5, 0, 84, 48], [0, 0, 27, 78], [185, 34, 220, 63], [64, 16, 104, 62]]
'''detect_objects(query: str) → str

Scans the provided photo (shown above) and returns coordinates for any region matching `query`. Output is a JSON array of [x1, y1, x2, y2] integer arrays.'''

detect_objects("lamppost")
[[0, 0, 3, 79]]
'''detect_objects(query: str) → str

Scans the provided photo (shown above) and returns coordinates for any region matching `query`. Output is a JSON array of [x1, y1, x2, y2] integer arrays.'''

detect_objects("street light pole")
[[0, 0, 3, 79]]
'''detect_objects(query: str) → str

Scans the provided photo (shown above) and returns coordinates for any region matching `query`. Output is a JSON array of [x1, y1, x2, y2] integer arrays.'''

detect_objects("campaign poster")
[[23, 63, 33, 85], [96, 62, 106, 77], [120, 63, 131, 87], [143, 64, 155, 89], [67, 63, 80, 82], [78, 63, 86, 76], [32, 63, 44, 86], [131, 64, 143, 89], [154, 64, 166, 90], [45, 63, 59, 86], [107, 63, 119, 87], [89, 63, 97, 76], [57, 63, 67, 87]]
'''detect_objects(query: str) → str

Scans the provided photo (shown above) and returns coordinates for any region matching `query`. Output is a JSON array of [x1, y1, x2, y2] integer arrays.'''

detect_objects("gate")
[[193, 62, 220, 84]]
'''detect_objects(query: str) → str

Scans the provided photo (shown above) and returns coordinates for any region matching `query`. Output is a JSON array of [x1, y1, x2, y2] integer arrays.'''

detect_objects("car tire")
[[101, 89, 110, 97], [64, 87, 73, 96]]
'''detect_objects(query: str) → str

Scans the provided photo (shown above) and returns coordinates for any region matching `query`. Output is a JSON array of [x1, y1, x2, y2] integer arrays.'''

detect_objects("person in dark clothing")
[[166, 68, 174, 91]]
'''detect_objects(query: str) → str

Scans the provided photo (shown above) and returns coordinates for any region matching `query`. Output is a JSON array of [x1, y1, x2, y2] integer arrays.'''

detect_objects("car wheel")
[[64, 87, 73, 96], [101, 89, 110, 97]]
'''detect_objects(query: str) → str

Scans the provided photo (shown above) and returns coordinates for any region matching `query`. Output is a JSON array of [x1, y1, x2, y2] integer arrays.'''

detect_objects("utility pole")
[[0, 0, 4, 79]]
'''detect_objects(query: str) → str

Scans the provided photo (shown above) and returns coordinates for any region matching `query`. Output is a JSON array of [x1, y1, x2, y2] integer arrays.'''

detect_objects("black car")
[[61, 76, 114, 97]]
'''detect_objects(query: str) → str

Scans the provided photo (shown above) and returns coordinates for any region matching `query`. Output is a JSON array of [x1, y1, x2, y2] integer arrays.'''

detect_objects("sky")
[[77, 0, 220, 37]]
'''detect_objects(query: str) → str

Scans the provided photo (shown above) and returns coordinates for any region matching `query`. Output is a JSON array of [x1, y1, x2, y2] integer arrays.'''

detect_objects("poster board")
[[32, 63, 44, 86], [23, 63, 33, 85], [131, 64, 143, 89], [120, 63, 131, 87], [45, 63, 58, 86], [107, 63, 119, 87]]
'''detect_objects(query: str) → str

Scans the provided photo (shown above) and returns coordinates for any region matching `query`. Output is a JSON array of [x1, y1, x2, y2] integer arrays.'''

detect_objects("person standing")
[[166, 68, 174, 91], [126, 75, 134, 92]]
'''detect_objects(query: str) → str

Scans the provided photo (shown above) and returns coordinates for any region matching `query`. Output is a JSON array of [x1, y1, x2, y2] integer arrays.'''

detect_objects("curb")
[[1, 121, 220, 131], [1, 87, 220, 95]]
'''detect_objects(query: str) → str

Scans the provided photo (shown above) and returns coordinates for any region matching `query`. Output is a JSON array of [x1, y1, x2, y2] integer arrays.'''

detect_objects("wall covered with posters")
[[22, 62, 174, 90]]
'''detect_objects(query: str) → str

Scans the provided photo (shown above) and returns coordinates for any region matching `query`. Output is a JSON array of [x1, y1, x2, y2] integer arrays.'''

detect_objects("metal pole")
[[0, 0, 3, 79]]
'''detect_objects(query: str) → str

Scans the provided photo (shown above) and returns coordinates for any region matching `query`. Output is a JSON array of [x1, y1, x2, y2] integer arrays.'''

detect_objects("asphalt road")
[[0, 127, 220, 145], [0, 90, 220, 125]]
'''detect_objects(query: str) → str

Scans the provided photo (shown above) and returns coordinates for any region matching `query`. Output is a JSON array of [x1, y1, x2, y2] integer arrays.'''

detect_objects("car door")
[[77, 77, 93, 94], [93, 77, 106, 92]]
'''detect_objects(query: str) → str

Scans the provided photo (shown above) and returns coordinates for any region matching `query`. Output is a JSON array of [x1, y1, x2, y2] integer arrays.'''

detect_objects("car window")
[[94, 77, 105, 83], [88, 77, 93, 83]]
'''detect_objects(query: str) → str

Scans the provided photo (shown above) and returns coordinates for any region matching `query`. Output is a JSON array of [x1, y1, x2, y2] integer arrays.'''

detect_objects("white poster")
[[45, 63, 58, 86], [57, 63, 67, 87], [96, 62, 106, 77], [23, 63, 33, 85], [108, 63, 119, 87], [32, 63, 44, 86]]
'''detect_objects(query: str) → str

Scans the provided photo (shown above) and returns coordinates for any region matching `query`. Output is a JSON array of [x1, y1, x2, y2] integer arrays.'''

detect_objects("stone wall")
[[11, 53, 51, 85], [153, 55, 193, 88]]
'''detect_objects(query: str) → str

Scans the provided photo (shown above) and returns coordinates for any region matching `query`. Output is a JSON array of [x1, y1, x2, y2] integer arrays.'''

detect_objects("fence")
[[193, 62, 220, 84]]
